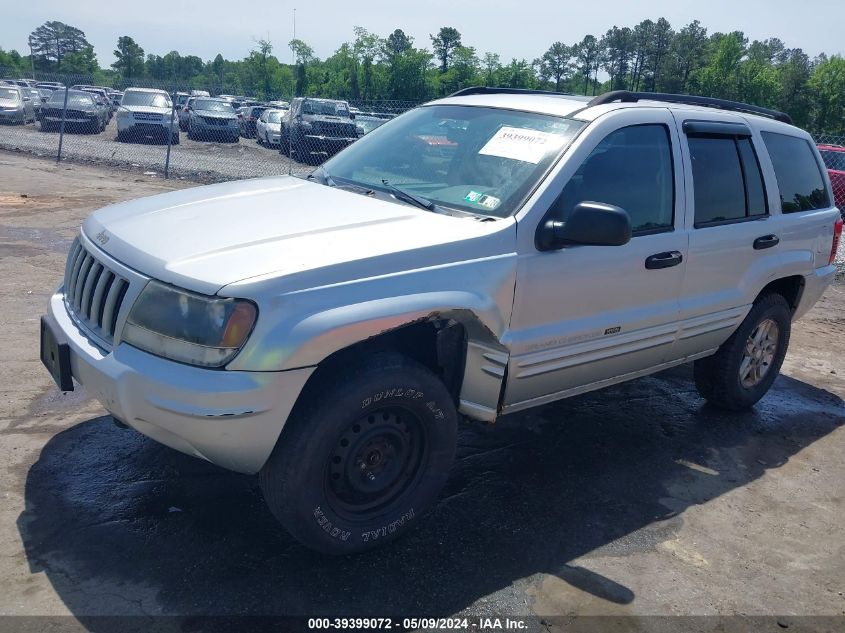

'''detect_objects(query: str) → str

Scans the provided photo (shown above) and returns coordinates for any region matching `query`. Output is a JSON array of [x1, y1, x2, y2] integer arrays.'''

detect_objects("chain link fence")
[[0, 69, 416, 183]]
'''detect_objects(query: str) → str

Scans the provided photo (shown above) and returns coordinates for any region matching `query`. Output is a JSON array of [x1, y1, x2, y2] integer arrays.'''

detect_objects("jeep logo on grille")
[[95, 230, 109, 245]]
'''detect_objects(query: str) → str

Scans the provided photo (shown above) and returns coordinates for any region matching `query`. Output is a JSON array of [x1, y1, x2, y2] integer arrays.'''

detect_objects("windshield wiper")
[[380, 179, 435, 212], [307, 168, 375, 196]]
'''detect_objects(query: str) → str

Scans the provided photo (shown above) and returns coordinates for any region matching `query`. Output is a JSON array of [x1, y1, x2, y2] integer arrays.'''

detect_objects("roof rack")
[[587, 90, 793, 125], [448, 86, 575, 98]]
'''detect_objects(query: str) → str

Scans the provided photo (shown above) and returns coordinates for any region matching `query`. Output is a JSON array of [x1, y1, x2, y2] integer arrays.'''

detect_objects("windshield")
[[47, 92, 94, 106], [303, 100, 349, 117], [267, 111, 283, 123], [195, 99, 234, 113], [820, 150, 845, 172], [322, 105, 584, 217], [0, 87, 19, 101], [122, 91, 171, 108]]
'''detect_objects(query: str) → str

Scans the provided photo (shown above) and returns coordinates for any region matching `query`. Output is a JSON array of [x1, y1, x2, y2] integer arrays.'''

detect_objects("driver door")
[[504, 108, 688, 410]]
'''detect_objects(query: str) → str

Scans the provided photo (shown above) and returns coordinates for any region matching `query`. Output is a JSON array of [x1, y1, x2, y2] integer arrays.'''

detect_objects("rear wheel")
[[694, 293, 791, 410], [260, 353, 458, 554]]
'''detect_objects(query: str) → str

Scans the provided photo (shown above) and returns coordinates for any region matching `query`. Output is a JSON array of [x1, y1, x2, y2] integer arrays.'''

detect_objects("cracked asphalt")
[[1, 153, 844, 629]]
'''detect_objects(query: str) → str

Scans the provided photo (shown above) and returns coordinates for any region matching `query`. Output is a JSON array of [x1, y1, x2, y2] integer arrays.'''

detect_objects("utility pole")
[[28, 36, 35, 78], [292, 8, 296, 64]]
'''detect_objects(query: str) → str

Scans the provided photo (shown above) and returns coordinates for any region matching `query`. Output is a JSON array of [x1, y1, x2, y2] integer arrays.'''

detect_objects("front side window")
[[762, 131, 830, 213], [689, 135, 767, 225], [550, 124, 675, 233], [321, 105, 585, 218]]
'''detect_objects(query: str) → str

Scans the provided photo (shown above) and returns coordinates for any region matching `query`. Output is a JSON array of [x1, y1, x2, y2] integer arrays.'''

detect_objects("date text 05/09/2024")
[[307, 617, 528, 630]]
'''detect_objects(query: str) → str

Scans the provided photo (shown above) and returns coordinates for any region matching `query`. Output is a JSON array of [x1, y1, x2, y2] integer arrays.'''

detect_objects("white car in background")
[[116, 88, 179, 144], [256, 109, 284, 147]]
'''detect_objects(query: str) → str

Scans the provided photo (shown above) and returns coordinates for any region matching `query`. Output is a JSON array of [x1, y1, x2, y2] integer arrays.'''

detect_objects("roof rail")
[[448, 86, 575, 98], [587, 90, 793, 125]]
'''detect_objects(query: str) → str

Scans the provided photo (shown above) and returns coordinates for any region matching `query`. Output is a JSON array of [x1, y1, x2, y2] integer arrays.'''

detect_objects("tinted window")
[[553, 124, 674, 233], [689, 136, 760, 225], [737, 137, 767, 216], [762, 132, 830, 213]]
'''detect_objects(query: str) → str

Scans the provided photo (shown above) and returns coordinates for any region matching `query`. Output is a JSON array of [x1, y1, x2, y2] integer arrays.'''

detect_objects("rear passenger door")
[[673, 114, 781, 359]]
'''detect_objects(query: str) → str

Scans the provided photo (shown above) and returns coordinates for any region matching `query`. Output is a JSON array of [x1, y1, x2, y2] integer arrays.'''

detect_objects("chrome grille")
[[64, 239, 130, 346], [133, 112, 164, 121]]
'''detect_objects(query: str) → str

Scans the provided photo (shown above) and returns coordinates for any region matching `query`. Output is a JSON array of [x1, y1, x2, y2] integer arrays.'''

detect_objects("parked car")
[[178, 97, 196, 131], [354, 113, 390, 136], [239, 105, 268, 138], [76, 88, 115, 118], [190, 89, 210, 97], [38, 89, 108, 133], [281, 97, 358, 162], [255, 108, 284, 147], [107, 89, 123, 107], [186, 97, 239, 142], [116, 88, 179, 144], [818, 144, 845, 219], [0, 85, 36, 124], [40, 89, 842, 554], [34, 81, 64, 91]]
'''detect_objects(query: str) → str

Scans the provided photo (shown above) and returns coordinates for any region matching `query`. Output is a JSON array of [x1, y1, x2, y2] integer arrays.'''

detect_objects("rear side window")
[[689, 136, 767, 226], [761, 132, 830, 213]]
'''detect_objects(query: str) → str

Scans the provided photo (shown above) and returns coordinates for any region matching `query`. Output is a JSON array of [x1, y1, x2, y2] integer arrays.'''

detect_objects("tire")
[[693, 293, 791, 411], [187, 124, 195, 140], [171, 132, 179, 145], [116, 131, 125, 142], [260, 352, 458, 554]]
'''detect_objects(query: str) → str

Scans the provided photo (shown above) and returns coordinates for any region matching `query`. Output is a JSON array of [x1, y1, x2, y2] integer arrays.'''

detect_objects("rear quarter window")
[[761, 131, 830, 213]]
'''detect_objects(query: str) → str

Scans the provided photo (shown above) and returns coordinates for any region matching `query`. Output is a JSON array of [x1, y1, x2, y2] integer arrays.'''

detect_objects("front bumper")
[[0, 109, 24, 122], [47, 290, 314, 474], [117, 117, 178, 134], [193, 119, 239, 135]]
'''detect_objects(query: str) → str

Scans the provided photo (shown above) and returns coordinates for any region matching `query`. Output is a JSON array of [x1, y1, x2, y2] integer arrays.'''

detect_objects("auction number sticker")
[[478, 126, 566, 164]]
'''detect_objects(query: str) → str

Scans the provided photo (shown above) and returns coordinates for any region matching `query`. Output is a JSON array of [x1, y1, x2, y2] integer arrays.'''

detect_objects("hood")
[[83, 176, 514, 295]]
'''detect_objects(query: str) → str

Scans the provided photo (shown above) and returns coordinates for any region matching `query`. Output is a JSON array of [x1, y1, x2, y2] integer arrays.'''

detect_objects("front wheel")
[[694, 293, 792, 411], [260, 353, 458, 554]]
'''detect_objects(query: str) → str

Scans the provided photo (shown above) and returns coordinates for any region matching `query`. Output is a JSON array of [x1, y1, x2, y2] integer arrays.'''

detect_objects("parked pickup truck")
[[41, 88, 842, 554]]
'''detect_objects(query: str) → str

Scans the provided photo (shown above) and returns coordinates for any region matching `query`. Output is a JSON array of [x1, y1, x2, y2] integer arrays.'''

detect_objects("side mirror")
[[536, 201, 632, 251], [23, 96, 31, 102]]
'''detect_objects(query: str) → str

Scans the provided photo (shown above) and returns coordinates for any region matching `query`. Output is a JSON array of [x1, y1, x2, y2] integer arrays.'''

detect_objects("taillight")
[[831, 218, 843, 265]]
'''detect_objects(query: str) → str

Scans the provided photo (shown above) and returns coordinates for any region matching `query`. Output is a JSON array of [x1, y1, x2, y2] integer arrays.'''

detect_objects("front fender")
[[225, 252, 517, 372]]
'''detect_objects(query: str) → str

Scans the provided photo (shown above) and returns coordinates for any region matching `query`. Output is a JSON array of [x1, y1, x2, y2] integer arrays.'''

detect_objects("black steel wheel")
[[260, 352, 458, 554]]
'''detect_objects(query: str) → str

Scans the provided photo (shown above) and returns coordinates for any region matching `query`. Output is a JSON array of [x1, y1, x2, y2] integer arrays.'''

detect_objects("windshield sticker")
[[464, 191, 501, 210], [479, 126, 566, 164]]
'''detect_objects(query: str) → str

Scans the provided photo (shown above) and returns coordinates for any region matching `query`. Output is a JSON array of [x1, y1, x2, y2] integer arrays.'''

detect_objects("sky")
[[2, 0, 843, 68]]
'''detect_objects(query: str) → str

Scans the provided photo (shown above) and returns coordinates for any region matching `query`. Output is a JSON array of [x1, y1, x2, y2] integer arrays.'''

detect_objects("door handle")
[[753, 234, 780, 250], [645, 251, 683, 270]]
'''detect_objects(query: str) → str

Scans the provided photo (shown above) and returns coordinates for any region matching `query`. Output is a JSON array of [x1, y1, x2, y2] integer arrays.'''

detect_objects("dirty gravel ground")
[[0, 153, 844, 628]]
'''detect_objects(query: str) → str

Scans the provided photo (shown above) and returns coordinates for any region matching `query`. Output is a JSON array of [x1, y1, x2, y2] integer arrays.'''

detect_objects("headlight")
[[117, 110, 131, 120], [122, 281, 257, 368], [300, 121, 312, 131]]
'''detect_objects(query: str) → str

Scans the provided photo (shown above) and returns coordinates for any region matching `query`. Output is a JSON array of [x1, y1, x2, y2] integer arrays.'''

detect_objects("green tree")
[[430, 27, 462, 73], [541, 42, 571, 91], [112, 36, 145, 78], [63, 45, 98, 74], [698, 32, 747, 100], [665, 20, 709, 93], [481, 52, 501, 86], [29, 21, 91, 70], [574, 35, 601, 95], [809, 55, 845, 134]]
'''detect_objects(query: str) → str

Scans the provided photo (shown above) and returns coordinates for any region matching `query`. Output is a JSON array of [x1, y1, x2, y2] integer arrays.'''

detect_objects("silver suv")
[[41, 88, 843, 554]]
